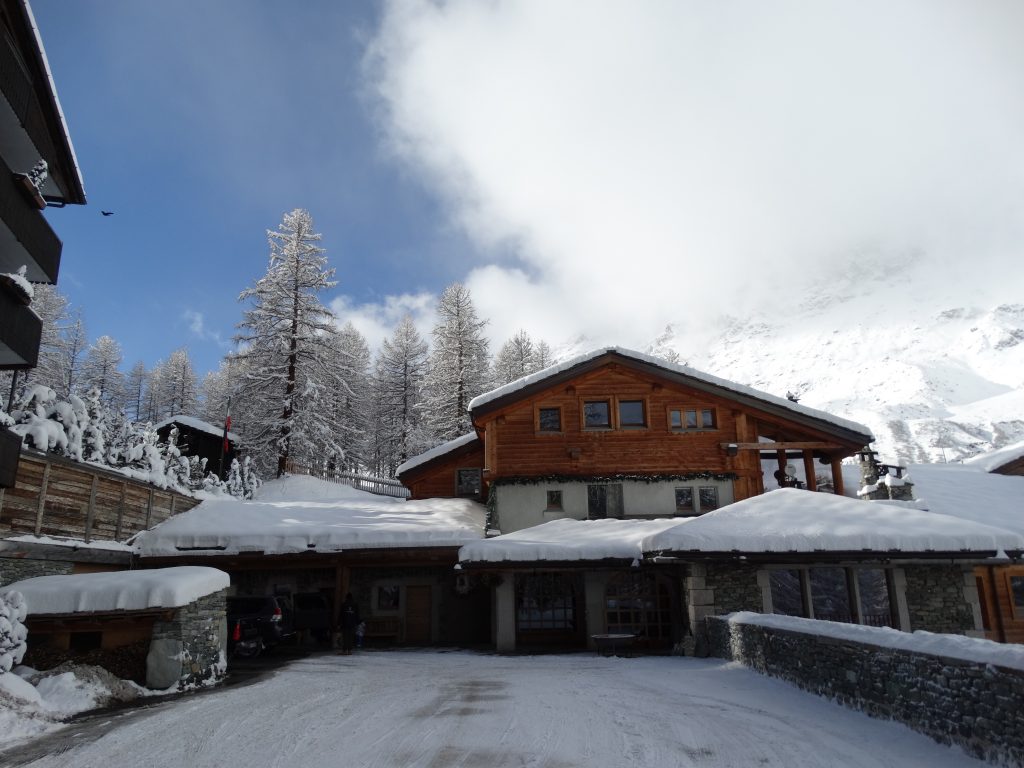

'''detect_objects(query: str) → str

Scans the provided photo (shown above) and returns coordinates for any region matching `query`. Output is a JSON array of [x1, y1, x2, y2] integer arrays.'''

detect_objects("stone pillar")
[[684, 564, 715, 656], [584, 572, 608, 648], [146, 589, 227, 690]]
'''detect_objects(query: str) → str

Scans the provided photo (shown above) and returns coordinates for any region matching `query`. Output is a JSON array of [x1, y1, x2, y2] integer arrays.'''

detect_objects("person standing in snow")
[[338, 593, 360, 655]]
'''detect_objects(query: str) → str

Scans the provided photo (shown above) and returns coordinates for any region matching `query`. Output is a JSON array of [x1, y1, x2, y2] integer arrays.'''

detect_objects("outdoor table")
[[591, 633, 636, 657]]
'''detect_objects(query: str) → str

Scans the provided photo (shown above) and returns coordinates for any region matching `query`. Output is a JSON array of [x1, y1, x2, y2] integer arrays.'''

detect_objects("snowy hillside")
[[646, 268, 1024, 464]]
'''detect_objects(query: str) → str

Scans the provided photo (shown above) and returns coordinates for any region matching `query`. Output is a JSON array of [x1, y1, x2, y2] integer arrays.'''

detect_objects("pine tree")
[[233, 209, 344, 476], [424, 283, 490, 442], [59, 311, 87, 398], [80, 335, 126, 409], [372, 315, 429, 474], [534, 339, 554, 371], [493, 330, 536, 384], [160, 348, 199, 417], [330, 322, 371, 472], [124, 362, 148, 422]]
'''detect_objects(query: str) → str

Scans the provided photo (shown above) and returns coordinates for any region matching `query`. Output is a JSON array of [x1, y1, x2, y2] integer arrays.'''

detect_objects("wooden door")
[[405, 585, 432, 644]]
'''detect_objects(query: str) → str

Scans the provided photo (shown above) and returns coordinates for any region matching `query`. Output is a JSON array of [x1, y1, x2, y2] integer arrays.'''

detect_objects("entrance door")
[[588, 484, 623, 519], [405, 585, 432, 644]]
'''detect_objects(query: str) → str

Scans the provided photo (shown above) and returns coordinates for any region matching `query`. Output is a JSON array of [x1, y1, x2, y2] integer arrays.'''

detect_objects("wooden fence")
[[285, 462, 410, 499], [0, 450, 199, 543]]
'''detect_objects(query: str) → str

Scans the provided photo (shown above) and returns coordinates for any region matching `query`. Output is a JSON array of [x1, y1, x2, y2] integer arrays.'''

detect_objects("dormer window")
[[670, 407, 717, 431]]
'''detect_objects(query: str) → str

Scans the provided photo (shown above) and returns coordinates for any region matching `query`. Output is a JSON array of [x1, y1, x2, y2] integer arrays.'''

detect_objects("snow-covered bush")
[[0, 590, 29, 674], [81, 387, 107, 463]]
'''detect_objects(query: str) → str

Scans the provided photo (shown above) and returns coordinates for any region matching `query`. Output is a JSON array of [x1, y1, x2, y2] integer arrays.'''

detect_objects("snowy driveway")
[[8, 651, 984, 768]]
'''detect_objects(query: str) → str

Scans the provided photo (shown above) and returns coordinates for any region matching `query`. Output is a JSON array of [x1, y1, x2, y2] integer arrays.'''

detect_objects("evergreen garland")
[[491, 471, 737, 487]]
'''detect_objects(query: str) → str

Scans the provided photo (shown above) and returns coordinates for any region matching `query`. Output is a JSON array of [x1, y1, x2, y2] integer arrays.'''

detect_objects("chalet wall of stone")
[[903, 565, 982, 635], [706, 615, 1024, 766], [0, 557, 72, 587], [146, 588, 227, 689]]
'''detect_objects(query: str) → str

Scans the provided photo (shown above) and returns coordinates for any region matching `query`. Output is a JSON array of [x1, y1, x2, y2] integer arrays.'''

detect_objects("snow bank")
[[724, 612, 1024, 672], [0, 566, 230, 615], [396, 432, 478, 476], [643, 488, 1024, 554], [134, 475, 486, 556], [468, 347, 873, 438], [459, 517, 683, 563]]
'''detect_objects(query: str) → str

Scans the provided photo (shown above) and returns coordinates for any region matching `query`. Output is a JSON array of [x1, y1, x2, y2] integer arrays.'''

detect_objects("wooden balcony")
[[0, 273, 41, 367], [0, 150, 62, 282]]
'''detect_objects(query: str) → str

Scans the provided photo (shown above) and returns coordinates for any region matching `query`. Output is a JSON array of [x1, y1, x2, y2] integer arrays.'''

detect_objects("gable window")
[[618, 399, 646, 428], [674, 487, 696, 515], [587, 483, 623, 519], [546, 490, 563, 510], [455, 468, 482, 498], [538, 407, 562, 433], [1008, 575, 1024, 617], [698, 486, 719, 512], [583, 400, 611, 429], [669, 407, 717, 431]]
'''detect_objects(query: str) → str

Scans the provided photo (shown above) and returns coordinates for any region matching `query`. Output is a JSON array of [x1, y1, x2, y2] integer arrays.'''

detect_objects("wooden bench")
[[364, 617, 402, 644]]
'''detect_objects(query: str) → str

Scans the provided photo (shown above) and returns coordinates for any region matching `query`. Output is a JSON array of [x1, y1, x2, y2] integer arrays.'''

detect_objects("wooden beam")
[[34, 460, 51, 535], [144, 488, 154, 528], [721, 441, 844, 451], [84, 475, 99, 543], [831, 458, 845, 496], [115, 480, 127, 540], [803, 450, 817, 492]]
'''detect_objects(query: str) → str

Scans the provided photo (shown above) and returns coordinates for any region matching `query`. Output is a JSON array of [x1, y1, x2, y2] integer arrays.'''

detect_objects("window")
[[587, 484, 623, 519], [669, 407, 717, 430], [605, 573, 673, 644], [698, 486, 719, 512], [516, 573, 577, 631], [377, 586, 400, 610], [618, 400, 646, 427], [768, 567, 894, 628], [538, 407, 562, 432], [674, 487, 695, 515], [455, 468, 482, 498], [583, 400, 611, 428], [546, 490, 563, 510], [1009, 575, 1024, 616]]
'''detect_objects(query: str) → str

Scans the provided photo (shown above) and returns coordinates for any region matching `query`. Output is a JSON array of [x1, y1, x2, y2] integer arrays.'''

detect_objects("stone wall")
[[903, 565, 980, 634], [685, 563, 763, 655], [707, 616, 1024, 765], [0, 557, 72, 587], [146, 589, 227, 689]]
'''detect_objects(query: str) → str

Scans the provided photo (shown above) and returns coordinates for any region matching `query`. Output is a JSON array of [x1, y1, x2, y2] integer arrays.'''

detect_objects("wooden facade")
[[976, 561, 1024, 645], [400, 351, 871, 504], [0, 450, 199, 543]]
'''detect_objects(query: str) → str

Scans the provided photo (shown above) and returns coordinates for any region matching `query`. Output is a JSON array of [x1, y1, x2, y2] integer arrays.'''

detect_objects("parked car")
[[227, 615, 263, 658], [226, 595, 296, 656], [293, 592, 332, 645]]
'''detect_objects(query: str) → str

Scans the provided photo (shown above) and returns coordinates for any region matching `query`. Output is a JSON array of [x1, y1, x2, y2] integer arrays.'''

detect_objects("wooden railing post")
[[145, 488, 154, 528], [84, 474, 99, 543], [115, 480, 127, 540], [34, 460, 51, 535]]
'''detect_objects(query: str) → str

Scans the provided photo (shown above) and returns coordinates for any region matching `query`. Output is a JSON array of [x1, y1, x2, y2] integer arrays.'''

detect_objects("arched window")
[[604, 573, 672, 644]]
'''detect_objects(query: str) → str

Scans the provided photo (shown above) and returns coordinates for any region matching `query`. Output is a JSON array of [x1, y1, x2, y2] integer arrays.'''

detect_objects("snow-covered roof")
[[468, 347, 873, 439], [396, 432, 479, 477], [1, 534, 134, 554], [642, 488, 1024, 554], [900, 462, 1024, 536], [0, 566, 229, 615], [964, 439, 1024, 474], [458, 518, 683, 564], [153, 415, 240, 443], [134, 475, 486, 556]]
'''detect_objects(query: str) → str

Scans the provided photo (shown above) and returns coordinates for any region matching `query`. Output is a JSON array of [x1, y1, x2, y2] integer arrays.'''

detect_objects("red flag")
[[223, 415, 232, 454]]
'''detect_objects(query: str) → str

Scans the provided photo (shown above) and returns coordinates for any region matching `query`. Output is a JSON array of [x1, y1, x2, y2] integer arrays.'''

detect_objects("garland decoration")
[[491, 471, 737, 487]]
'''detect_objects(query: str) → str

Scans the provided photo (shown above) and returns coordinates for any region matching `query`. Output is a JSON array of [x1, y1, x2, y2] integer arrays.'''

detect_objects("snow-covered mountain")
[[642, 266, 1024, 465]]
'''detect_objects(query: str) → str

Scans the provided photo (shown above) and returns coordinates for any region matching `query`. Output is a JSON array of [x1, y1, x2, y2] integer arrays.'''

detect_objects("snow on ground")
[[133, 475, 486, 556], [2, 651, 987, 768], [0, 663, 148, 749], [0, 567, 230, 615], [643, 488, 1024, 554], [725, 612, 1024, 671]]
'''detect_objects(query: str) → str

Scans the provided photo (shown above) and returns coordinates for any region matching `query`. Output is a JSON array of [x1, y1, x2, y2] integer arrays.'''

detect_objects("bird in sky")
[[101, 210, 114, 216]]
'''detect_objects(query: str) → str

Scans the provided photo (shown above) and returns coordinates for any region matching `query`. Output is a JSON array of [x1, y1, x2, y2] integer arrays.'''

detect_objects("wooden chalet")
[[154, 415, 238, 479], [398, 347, 873, 534], [0, 0, 86, 487]]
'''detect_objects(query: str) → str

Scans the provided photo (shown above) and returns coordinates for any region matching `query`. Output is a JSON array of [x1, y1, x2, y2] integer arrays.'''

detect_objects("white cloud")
[[330, 292, 437, 350], [183, 309, 230, 349], [366, 0, 1024, 345]]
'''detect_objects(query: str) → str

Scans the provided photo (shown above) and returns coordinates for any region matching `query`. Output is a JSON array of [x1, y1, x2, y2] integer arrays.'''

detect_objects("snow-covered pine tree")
[[329, 322, 371, 472], [60, 311, 87, 398], [199, 358, 238, 426], [424, 283, 490, 442], [141, 358, 165, 422], [533, 339, 553, 371], [233, 209, 344, 477], [0, 590, 28, 674], [158, 348, 199, 417], [124, 362, 148, 422], [80, 335, 126, 410], [493, 329, 536, 384], [372, 315, 430, 474], [81, 386, 108, 463]]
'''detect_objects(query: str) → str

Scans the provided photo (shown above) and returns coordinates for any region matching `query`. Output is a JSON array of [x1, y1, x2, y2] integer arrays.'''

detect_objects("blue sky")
[[31, 1, 1024, 382], [34, 1, 476, 378]]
